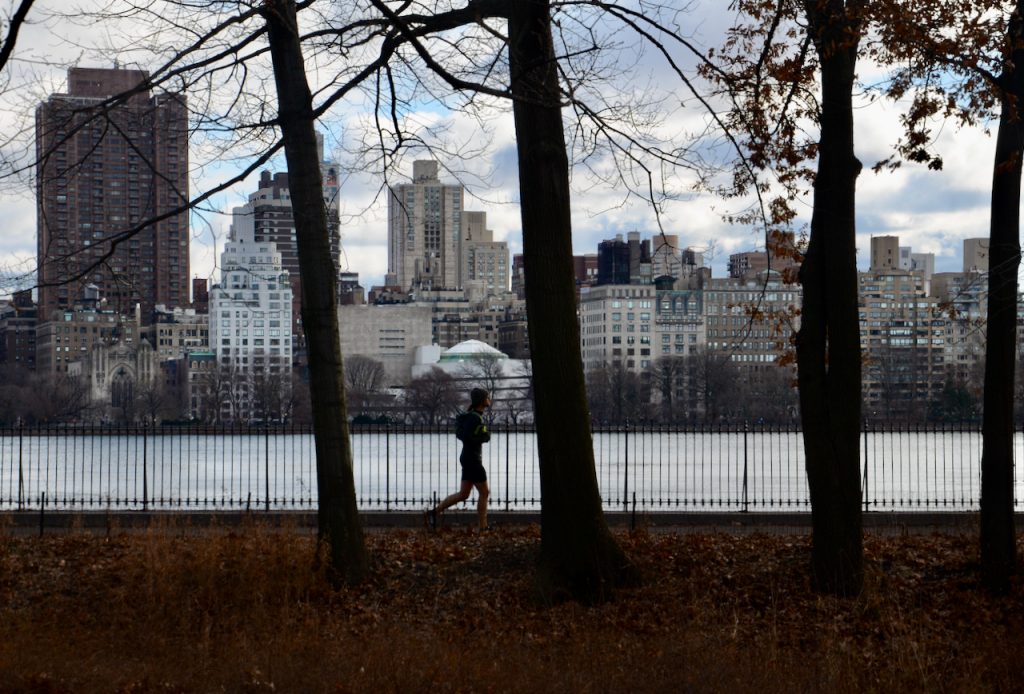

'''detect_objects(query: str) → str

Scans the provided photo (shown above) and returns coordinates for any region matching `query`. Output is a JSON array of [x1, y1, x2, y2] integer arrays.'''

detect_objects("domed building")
[[409, 339, 532, 422], [438, 339, 507, 364]]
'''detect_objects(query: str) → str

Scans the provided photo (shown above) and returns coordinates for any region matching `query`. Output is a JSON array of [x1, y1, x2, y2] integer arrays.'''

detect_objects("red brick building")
[[36, 67, 189, 322]]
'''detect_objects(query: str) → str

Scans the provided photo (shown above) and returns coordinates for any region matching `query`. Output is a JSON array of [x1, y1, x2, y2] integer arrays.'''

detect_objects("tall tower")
[[230, 153, 341, 348], [387, 160, 464, 290], [36, 67, 189, 322]]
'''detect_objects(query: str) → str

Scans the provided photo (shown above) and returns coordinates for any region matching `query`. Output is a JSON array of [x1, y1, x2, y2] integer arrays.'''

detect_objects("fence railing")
[[0, 422, 1013, 512]]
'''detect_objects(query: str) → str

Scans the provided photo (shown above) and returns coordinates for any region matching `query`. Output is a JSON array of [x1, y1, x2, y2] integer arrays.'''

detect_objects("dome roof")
[[440, 339, 508, 360]]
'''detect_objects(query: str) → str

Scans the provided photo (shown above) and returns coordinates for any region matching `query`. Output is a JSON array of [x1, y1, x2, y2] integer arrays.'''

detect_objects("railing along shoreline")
[[0, 421, 1010, 513]]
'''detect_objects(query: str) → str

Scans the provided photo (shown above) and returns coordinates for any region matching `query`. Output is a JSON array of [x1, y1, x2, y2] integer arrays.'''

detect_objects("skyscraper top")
[[412, 160, 439, 182], [65, 67, 151, 104]]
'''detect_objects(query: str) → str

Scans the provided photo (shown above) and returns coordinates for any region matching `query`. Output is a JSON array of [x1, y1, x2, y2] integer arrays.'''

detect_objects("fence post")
[[17, 421, 24, 511], [39, 491, 45, 537], [742, 422, 749, 513], [631, 491, 637, 531], [863, 421, 869, 513], [385, 425, 391, 512], [505, 420, 511, 512], [142, 422, 149, 511], [264, 425, 270, 512], [623, 421, 630, 513]]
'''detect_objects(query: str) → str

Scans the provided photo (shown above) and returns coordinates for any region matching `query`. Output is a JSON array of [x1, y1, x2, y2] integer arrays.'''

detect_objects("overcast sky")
[[0, 1, 1004, 297]]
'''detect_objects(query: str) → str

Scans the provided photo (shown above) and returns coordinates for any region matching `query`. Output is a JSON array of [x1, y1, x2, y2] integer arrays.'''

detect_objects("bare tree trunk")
[[797, 0, 864, 597], [508, 0, 636, 604], [263, 0, 368, 584], [980, 0, 1024, 595]]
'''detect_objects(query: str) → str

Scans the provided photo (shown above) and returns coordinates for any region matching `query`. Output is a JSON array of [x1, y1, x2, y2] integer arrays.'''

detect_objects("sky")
[[0, 1, 1004, 298]]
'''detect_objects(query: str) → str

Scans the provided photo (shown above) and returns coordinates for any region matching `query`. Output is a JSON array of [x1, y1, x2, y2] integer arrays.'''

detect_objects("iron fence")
[[0, 422, 1013, 512]]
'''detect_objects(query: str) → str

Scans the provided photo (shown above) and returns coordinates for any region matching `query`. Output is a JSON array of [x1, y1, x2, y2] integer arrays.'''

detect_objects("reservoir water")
[[0, 426, 1016, 512]]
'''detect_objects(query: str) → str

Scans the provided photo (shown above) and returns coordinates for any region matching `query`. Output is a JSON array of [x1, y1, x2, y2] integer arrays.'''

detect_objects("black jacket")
[[456, 410, 490, 464]]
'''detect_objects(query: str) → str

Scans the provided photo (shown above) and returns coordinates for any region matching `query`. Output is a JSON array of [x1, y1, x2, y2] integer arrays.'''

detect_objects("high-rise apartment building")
[[36, 67, 189, 322], [208, 224, 293, 422], [580, 277, 711, 374], [573, 254, 599, 287], [387, 160, 464, 290], [859, 268, 945, 420], [230, 146, 341, 347], [910, 252, 935, 278], [511, 254, 527, 300]]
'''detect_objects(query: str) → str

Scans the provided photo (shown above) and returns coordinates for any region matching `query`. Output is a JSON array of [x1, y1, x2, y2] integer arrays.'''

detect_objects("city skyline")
[[0, 2, 1008, 300], [9, 123, 1001, 299]]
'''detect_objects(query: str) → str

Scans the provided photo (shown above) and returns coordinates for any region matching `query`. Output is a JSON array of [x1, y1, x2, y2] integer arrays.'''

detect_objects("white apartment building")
[[578, 284, 660, 373], [208, 233, 293, 422], [230, 135, 341, 346]]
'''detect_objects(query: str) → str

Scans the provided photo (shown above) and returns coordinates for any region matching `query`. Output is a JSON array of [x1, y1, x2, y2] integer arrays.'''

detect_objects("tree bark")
[[263, 0, 368, 584], [797, 0, 864, 597], [507, 0, 637, 604], [980, 0, 1024, 595]]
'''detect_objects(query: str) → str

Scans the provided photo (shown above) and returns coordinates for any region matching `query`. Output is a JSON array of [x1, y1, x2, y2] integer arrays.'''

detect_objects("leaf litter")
[[0, 525, 1021, 692]]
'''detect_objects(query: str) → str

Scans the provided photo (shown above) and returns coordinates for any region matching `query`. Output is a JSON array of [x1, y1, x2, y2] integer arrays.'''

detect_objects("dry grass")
[[0, 521, 1021, 692]]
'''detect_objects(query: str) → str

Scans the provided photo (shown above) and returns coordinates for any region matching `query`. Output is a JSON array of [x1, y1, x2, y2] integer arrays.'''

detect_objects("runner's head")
[[470, 388, 490, 409]]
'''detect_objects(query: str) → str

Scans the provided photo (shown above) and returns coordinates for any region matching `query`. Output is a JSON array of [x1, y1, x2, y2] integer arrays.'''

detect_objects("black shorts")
[[460, 461, 487, 483]]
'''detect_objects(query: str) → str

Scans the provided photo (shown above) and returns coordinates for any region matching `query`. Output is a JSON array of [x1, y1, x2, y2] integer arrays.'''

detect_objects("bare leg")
[[474, 481, 490, 529], [436, 480, 474, 514]]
